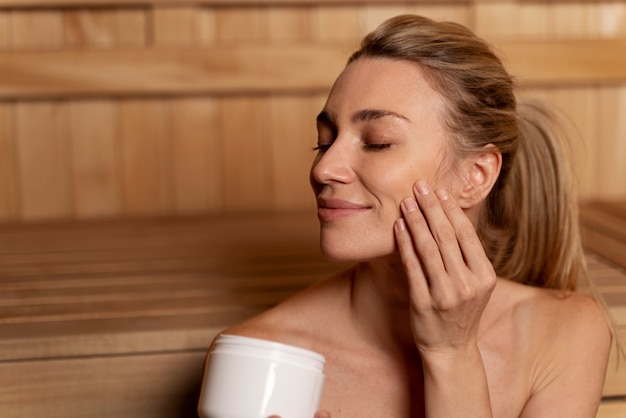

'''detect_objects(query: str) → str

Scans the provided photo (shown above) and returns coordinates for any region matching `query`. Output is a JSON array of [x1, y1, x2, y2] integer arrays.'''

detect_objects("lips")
[[317, 198, 371, 221]]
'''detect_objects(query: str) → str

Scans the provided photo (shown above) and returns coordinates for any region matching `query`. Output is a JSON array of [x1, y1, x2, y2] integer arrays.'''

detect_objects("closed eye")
[[313, 144, 332, 152], [364, 143, 392, 151]]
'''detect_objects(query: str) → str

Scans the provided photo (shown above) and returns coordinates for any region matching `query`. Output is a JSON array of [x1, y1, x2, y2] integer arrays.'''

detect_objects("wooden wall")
[[0, 0, 625, 222]]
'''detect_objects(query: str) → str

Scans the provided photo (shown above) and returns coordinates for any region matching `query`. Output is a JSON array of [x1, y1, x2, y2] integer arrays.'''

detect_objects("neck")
[[350, 256, 417, 355]]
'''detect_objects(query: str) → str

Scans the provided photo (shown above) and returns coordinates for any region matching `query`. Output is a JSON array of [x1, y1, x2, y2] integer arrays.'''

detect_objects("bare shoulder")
[[531, 284, 612, 367], [518, 281, 610, 346], [218, 267, 355, 353], [495, 278, 610, 339], [493, 279, 612, 416]]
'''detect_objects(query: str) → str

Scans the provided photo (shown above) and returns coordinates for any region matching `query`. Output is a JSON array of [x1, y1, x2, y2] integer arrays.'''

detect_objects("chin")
[[318, 228, 396, 262]]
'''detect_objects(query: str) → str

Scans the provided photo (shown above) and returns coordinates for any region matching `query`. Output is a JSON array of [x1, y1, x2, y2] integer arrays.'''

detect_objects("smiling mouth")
[[317, 199, 371, 221]]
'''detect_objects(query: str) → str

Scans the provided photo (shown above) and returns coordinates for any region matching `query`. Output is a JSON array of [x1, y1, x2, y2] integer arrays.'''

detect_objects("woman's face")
[[311, 57, 454, 261]]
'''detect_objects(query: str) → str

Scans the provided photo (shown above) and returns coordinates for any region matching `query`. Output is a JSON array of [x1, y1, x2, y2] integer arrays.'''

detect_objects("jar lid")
[[213, 334, 326, 372]]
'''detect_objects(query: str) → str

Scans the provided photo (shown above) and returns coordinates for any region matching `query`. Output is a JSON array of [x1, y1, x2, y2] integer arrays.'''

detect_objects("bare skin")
[[229, 263, 610, 417], [212, 58, 611, 417]]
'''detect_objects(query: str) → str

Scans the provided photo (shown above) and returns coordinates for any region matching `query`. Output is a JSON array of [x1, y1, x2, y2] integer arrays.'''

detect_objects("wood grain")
[[0, 212, 624, 416], [0, 11, 9, 48], [0, 45, 351, 98], [170, 97, 221, 213], [0, 102, 17, 220], [269, 96, 318, 211], [69, 100, 122, 218], [1, 40, 625, 99], [0, 351, 206, 418], [152, 6, 197, 46], [15, 102, 73, 220], [119, 99, 174, 216], [219, 97, 272, 211], [0, 0, 447, 7], [597, 86, 626, 198], [0, 2, 624, 221], [64, 8, 118, 48], [10, 9, 64, 49]]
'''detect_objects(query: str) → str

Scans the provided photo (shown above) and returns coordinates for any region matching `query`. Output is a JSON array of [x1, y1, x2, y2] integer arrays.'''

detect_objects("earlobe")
[[457, 147, 502, 209]]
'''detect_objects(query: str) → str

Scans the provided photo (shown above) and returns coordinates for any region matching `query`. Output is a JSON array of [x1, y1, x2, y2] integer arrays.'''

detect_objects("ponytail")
[[480, 100, 585, 290]]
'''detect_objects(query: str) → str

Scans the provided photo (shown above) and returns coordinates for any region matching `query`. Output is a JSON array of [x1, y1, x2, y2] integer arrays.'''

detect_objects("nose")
[[310, 137, 355, 189]]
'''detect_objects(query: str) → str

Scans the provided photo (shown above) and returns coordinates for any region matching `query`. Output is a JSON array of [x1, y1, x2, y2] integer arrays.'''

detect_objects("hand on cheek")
[[394, 180, 496, 354]]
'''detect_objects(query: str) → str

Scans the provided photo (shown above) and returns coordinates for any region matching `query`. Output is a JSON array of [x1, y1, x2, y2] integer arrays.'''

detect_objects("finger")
[[413, 181, 465, 278], [394, 217, 430, 305], [399, 196, 447, 276], [398, 193, 459, 308], [434, 187, 494, 278]]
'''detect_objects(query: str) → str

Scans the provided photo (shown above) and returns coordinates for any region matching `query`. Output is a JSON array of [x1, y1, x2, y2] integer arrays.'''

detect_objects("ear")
[[455, 145, 502, 209]]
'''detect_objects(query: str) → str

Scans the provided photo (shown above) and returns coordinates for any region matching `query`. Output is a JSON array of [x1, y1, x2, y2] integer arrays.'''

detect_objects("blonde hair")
[[349, 15, 584, 290]]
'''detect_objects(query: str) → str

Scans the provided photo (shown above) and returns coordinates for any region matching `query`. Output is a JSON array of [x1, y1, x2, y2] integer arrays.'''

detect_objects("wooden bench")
[[581, 200, 626, 271], [579, 199, 626, 417], [1, 208, 625, 417]]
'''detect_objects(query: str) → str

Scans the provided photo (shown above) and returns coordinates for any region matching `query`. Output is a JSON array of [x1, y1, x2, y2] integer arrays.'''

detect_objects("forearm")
[[421, 344, 493, 418]]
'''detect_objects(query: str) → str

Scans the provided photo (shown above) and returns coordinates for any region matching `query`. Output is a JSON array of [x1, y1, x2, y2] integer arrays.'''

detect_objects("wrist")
[[418, 342, 483, 369]]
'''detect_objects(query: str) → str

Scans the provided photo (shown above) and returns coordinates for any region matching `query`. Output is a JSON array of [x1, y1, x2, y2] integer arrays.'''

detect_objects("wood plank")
[[119, 99, 174, 216], [1, 40, 625, 100], [0, 0, 459, 7], [547, 87, 600, 199], [0, 351, 206, 418], [0, 11, 9, 48], [0, 102, 18, 220], [15, 101, 73, 220], [597, 86, 626, 198], [0, 311, 252, 361], [69, 100, 123, 218], [219, 97, 273, 211], [0, 45, 350, 99], [0, 288, 297, 324], [593, 2, 626, 38], [493, 39, 626, 87], [10, 9, 63, 49], [0, 212, 321, 254], [214, 7, 268, 42], [598, 399, 626, 418], [580, 200, 626, 270], [152, 6, 197, 46], [267, 6, 312, 42], [360, 4, 428, 36], [170, 97, 221, 213], [269, 96, 318, 211], [195, 7, 217, 45], [310, 5, 361, 43], [517, 3, 550, 37], [114, 8, 147, 46], [410, 4, 470, 27], [64, 8, 118, 48]]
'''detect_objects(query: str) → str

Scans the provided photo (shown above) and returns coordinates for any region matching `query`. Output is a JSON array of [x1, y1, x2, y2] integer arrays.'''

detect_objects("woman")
[[208, 15, 612, 417]]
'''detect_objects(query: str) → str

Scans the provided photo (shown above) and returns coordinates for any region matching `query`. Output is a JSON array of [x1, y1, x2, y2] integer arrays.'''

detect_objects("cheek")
[[372, 159, 438, 205]]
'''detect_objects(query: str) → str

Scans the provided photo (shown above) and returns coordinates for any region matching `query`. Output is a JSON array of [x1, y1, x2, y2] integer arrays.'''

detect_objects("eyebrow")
[[316, 108, 411, 125]]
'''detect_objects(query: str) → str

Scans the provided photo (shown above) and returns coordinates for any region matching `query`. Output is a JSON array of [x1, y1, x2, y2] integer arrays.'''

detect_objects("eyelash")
[[312, 143, 392, 152], [312, 144, 331, 152], [364, 143, 392, 151]]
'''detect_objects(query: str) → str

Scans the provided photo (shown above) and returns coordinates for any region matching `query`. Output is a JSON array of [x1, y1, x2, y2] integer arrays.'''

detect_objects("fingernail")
[[395, 218, 406, 232], [436, 188, 449, 201], [402, 197, 418, 212], [415, 181, 431, 196]]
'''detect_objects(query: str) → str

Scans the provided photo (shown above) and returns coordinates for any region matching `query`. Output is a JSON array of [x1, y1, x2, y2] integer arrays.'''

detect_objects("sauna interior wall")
[[0, 1, 625, 222]]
